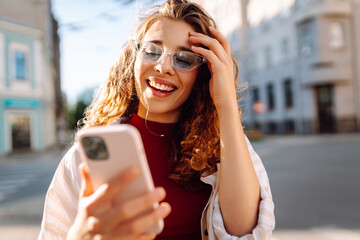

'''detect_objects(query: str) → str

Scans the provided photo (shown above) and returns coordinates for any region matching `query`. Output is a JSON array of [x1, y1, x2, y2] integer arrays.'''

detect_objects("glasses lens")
[[172, 52, 200, 70], [138, 42, 162, 61]]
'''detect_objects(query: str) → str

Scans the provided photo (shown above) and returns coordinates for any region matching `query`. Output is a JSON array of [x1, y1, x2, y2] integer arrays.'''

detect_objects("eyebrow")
[[149, 40, 193, 52]]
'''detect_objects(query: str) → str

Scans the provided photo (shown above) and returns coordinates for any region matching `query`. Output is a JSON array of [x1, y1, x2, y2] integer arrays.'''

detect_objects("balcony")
[[294, 0, 351, 24]]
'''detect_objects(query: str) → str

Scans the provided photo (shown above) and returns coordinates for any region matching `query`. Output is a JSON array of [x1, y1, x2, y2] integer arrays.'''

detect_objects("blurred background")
[[0, 0, 359, 239]]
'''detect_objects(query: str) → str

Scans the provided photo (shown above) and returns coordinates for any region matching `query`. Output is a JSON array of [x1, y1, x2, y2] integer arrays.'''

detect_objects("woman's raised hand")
[[67, 163, 171, 240], [190, 27, 238, 111]]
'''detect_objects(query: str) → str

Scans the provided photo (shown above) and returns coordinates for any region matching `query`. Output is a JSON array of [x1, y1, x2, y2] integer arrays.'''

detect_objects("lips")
[[148, 80, 175, 92], [146, 77, 177, 94]]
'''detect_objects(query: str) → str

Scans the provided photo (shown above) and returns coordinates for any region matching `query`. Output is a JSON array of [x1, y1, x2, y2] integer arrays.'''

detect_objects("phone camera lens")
[[82, 137, 109, 160]]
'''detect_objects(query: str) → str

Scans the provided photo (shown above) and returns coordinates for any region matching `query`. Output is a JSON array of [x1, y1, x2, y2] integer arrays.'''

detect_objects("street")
[[0, 134, 359, 239]]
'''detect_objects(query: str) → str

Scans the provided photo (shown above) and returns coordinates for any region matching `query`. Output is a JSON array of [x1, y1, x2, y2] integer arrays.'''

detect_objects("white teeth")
[[149, 80, 174, 92]]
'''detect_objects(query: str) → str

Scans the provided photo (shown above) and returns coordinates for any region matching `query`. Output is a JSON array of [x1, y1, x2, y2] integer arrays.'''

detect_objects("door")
[[316, 85, 336, 133], [9, 113, 31, 151]]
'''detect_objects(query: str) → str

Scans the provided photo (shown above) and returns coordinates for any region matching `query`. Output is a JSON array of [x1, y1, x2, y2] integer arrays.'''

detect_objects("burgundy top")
[[127, 113, 212, 240]]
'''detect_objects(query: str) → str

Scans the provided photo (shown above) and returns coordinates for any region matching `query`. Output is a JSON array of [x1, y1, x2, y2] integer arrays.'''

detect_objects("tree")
[[67, 87, 97, 130]]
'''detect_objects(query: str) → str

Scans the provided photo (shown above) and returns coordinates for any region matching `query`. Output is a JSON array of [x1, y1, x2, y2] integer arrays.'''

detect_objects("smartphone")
[[77, 124, 164, 234]]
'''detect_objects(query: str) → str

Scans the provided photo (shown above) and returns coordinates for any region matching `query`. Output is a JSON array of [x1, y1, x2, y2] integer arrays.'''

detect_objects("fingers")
[[94, 187, 167, 231], [189, 28, 231, 62], [86, 166, 140, 214], [137, 233, 157, 240], [90, 202, 170, 239], [209, 26, 231, 55], [116, 202, 171, 236], [79, 163, 94, 198], [191, 45, 221, 68], [106, 165, 140, 200], [77, 165, 170, 239]]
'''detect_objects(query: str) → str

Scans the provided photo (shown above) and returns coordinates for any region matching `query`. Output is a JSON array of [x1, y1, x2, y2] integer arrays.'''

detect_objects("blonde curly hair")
[[81, 0, 241, 191]]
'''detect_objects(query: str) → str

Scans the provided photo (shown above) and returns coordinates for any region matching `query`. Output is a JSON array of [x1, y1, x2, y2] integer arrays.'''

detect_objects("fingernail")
[[87, 216, 99, 231], [155, 188, 165, 198], [160, 204, 171, 216]]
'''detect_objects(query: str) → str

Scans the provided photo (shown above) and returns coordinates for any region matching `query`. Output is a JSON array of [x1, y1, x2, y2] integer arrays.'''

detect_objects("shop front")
[[0, 98, 42, 154]]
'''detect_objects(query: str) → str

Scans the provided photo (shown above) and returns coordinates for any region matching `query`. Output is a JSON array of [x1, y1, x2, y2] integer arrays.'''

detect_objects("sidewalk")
[[255, 132, 360, 146], [0, 144, 70, 166], [0, 194, 44, 240], [273, 229, 360, 240], [0, 146, 66, 239]]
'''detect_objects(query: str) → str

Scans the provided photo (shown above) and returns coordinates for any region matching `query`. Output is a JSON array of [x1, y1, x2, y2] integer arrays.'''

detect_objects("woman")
[[39, 0, 275, 239]]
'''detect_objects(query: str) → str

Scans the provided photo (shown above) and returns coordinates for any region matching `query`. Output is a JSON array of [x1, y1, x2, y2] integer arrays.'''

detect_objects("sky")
[[52, 0, 159, 104], [247, 0, 295, 26]]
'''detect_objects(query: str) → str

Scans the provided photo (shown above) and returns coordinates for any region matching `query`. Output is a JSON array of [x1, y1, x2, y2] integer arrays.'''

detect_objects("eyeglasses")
[[131, 40, 207, 71]]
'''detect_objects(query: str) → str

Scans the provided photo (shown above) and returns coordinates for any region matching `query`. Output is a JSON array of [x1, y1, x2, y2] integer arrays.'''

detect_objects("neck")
[[137, 107, 180, 123]]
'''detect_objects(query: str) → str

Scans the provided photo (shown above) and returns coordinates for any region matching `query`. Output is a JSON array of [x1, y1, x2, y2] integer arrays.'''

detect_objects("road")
[[255, 133, 360, 239], [0, 147, 62, 239], [0, 134, 359, 239]]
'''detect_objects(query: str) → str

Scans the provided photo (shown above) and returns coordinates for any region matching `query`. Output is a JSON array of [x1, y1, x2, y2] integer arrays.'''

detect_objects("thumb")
[[79, 162, 94, 198]]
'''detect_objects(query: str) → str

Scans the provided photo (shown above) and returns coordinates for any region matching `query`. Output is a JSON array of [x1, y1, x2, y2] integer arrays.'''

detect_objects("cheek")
[[134, 60, 143, 97], [184, 70, 199, 90], [134, 59, 153, 84]]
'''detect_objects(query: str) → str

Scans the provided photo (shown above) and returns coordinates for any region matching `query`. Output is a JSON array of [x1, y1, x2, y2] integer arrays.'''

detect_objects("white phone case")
[[77, 124, 164, 234]]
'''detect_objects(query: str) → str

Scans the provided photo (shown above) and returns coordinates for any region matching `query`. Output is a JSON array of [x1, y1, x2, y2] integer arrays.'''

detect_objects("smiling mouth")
[[147, 80, 176, 93]]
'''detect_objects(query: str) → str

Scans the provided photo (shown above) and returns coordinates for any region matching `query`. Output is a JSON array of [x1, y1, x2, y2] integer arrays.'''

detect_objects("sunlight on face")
[[134, 18, 199, 123]]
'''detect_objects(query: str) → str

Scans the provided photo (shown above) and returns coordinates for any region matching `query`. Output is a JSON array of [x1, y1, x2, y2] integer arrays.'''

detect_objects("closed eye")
[[145, 50, 161, 57], [175, 56, 192, 66]]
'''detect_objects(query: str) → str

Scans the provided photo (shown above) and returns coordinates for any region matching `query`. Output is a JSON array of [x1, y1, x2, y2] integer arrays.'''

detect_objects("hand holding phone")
[[68, 124, 170, 239]]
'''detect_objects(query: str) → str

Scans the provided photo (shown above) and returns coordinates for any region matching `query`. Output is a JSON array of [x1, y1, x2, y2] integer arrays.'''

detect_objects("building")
[[0, 0, 62, 154], [195, 0, 360, 134]]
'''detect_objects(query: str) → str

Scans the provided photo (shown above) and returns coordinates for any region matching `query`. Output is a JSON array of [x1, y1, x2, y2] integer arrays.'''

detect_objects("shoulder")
[[51, 143, 83, 191], [62, 143, 82, 169], [39, 143, 83, 238]]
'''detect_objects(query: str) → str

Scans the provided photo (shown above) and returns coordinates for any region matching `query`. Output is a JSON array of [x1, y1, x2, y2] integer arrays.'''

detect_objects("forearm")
[[217, 104, 260, 236]]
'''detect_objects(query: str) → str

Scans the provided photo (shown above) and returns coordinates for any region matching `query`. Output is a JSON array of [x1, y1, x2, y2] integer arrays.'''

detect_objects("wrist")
[[215, 101, 239, 118]]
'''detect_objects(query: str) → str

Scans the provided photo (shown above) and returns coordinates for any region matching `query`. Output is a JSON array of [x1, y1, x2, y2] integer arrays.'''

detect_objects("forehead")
[[144, 18, 195, 48]]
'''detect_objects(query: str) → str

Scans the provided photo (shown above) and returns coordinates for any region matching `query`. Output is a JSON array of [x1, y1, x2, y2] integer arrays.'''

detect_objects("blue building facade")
[[0, 16, 57, 154]]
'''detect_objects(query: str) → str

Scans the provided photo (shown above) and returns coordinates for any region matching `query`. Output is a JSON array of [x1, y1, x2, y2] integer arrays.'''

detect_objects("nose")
[[154, 52, 175, 75]]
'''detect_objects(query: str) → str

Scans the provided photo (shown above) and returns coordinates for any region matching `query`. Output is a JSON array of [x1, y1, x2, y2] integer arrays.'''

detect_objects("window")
[[267, 83, 275, 111], [299, 21, 313, 56], [267, 121, 277, 134], [281, 38, 290, 59], [253, 87, 260, 102], [329, 21, 345, 50], [284, 119, 295, 134], [264, 46, 272, 67], [13, 51, 27, 80], [283, 79, 293, 108]]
